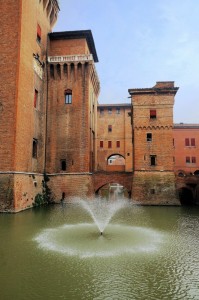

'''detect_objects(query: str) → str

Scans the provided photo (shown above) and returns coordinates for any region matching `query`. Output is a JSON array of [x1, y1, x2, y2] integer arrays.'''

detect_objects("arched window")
[[65, 89, 72, 104]]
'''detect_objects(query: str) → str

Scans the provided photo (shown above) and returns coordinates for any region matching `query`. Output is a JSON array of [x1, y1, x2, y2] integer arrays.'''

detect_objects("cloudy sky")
[[54, 0, 199, 123]]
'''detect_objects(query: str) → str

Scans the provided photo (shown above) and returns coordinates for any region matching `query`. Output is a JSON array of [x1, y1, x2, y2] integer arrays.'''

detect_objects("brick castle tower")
[[46, 31, 100, 199], [0, 0, 59, 211], [129, 82, 180, 205]]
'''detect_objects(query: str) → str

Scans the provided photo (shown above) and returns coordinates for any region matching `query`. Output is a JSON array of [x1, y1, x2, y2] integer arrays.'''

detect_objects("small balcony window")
[[108, 125, 112, 132], [100, 141, 103, 148], [108, 141, 112, 148]]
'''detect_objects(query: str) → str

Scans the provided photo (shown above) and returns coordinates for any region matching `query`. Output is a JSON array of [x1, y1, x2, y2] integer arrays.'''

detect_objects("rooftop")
[[49, 30, 98, 62], [128, 82, 179, 95], [98, 103, 131, 108], [174, 123, 199, 129]]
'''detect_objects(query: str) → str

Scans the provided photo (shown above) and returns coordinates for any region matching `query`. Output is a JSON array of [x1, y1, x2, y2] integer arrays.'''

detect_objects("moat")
[[1, 201, 199, 300]]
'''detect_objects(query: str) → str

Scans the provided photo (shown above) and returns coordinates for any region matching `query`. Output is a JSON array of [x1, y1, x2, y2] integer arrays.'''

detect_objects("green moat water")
[[1, 202, 199, 299]]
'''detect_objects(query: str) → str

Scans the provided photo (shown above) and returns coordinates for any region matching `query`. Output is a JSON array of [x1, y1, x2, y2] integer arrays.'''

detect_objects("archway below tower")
[[96, 183, 130, 200], [178, 187, 195, 205], [107, 154, 125, 172]]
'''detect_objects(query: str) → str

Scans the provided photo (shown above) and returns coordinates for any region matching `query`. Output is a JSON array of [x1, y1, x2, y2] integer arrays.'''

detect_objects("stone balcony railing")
[[48, 54, 93, 63]]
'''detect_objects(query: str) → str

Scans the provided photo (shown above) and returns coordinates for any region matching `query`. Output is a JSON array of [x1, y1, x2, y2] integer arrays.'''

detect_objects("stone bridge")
[[176, 175, 199, 205], [93, 171, 133, 195]]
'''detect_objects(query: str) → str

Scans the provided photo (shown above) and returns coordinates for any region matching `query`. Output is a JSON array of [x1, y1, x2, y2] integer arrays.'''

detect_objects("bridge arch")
[[178, 187, 194, 205], [93, 172, 133, 198]]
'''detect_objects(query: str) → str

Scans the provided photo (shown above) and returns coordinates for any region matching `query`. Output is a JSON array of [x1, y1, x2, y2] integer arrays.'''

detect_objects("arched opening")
[[194, 170, 199, 176], [107, 154, 125, 171], [50, 64, 54, 78], [178, 187, 194, 205], [56, 64, 61, 78], [96, 183, 130, 200]]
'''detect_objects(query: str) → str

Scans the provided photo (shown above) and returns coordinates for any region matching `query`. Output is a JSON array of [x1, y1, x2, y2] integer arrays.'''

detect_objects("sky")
[[54, 0, 199, 123]]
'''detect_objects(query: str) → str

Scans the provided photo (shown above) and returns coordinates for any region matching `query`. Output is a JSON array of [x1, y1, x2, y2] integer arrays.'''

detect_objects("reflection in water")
[[0, 204, 199, 299]]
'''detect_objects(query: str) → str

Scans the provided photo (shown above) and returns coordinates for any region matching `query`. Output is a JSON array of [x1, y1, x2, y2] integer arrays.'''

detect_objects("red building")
[[174, 124, 199, 175]]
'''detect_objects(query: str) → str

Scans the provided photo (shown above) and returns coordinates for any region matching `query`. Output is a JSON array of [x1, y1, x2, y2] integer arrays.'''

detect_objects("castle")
[[0, 0, 198, 212]]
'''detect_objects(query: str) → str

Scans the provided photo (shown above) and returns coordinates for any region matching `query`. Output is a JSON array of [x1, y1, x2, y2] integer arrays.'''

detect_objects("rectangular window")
[[37, 24, 41, 43], [108, 108, 112, 114], [191, 138, 195, 146], [65, 90, 72, 104], [61, 159, 66, 171], [150, 110, 156, 119], [32, 139, 38, 158], [185, 138, 189, 146], [100, 141, 103, 148], [116, 107, 120, 114], [34, 89, 38, 108], [186, 156, 190, 163], [108, 125, 112, 132], [147, 133, 152, 142], [116, 141, 120, 148], [108, 141, 112, 148], [150, 155, 156, 166], [100, 108, 104, 115], [192, 157, 196, 163]]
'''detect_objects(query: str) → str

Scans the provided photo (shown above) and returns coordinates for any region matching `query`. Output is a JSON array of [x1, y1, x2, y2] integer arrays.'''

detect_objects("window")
[[108, 125, 112, 132], [108, 141, 112, 148], [150, 110, 156, 119], [147, 133, 152, 142], [32, 139, 38, 158], [185, 138, 189, 146], [186, 156, 190, 163], [100, 108, 104, 115], [34, 89, 38, 108], [108, 108, 112, 114], [150, 155, 156, 166], [61, 160, 66, 171], [191, 138, 195, 146], [37, 24, 41, 43], [65, 89, 72, 104], [100, 141, 103, 148], [116, 107, 120, 114], [192, 157, 196, 163], [116, 141, 120, 148], [185, 138, 196, 147]]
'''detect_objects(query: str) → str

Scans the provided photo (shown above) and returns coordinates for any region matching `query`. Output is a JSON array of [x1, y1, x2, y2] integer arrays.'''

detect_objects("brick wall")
[[48, 174, 94, 201], [97, 105, 132, 172], [173, 126, 199, 174]]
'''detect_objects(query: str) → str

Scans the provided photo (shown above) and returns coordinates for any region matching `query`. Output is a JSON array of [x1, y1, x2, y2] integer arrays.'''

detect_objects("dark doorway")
[[178, 187, 194, 205]]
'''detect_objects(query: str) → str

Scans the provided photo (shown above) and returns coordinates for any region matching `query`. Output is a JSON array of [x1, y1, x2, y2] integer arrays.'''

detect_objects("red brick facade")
[[97, 104, 132, 172], [174, 124, 199, 175], [129, 82, 180, 205], [1, 2, 198, 211]]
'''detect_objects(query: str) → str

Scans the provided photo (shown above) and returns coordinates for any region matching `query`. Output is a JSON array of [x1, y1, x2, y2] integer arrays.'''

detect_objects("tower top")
[[128, 81, 179, 96], [49, 30, 99, 62]]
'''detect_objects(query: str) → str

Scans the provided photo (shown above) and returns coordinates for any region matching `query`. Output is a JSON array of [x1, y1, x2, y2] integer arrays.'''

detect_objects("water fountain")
[[1, 201, 199, 299], [34, 197, 164, 258]]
